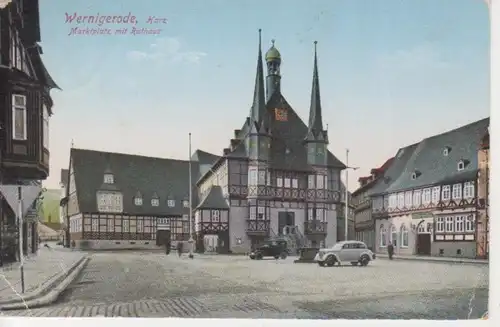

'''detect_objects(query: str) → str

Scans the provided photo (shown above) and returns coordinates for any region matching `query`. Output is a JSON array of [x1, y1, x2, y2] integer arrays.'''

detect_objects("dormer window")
[[443, 147, 451, 156], [134, 192, 143, 206], [411, 170, 421, 180], [151, 198, 160, 207], [457, 160, 465, 171], [103, 173, 114, 184], [183, 200, 189, 208], [167, 199, 175, 207]]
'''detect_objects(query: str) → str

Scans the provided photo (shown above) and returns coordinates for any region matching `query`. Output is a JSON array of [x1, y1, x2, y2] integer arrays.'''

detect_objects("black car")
[[249, 239, 289, 260]]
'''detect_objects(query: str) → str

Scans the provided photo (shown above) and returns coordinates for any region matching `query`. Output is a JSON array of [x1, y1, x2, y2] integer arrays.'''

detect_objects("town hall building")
[[62, 30, 347, 253]]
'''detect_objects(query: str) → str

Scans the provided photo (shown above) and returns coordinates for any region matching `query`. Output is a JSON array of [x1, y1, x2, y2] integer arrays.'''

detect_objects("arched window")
[[379, 224, 387, 247], [400, 224, 409, 248], [390, 225, 398, 246]]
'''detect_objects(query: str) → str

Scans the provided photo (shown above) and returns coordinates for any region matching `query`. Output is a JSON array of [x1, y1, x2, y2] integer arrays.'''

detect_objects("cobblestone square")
[[1, 252, 489, 319]]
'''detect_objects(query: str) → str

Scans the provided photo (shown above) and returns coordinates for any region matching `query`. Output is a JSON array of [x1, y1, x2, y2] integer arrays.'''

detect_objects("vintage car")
[[314, 240, 375, 267], [249, 238, 289, 260]]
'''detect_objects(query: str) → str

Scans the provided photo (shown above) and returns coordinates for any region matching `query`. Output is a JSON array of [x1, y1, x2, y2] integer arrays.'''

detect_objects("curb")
[[376, 256, 488, 265], [0, 255, 88, 305], [0, 256, 90, 310]]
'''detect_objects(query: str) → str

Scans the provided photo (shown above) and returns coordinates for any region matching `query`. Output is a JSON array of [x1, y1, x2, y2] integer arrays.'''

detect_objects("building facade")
[[476, 127, 489, 259], [62, 31, 347, 252], [372, 118, 489, 258], [0, 0, 58, 264], [352, 157, 393, 250]]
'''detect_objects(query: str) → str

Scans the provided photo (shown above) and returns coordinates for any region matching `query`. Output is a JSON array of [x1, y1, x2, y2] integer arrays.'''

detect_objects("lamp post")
[[188, 133, 194, 259], [344, 149, 359, 241]]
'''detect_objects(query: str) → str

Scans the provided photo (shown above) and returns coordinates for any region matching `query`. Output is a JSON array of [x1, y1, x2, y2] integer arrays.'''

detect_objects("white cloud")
[[126, 37, 207, 64]]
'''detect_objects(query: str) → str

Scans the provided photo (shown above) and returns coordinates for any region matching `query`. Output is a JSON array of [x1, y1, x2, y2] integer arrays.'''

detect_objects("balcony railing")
[[246, 219, 270, 236], [304, 220, 327, 235], [228, 185, 341, 202]]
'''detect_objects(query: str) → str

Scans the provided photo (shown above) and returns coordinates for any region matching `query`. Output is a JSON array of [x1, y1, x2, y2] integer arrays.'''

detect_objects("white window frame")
[[151, 198, 160, 207], [452, 184, 462, 200], [12, 94, 27, 140], [42, 104, 49, 148], [91, 218, 98, 232], [445, 217, 454, 232], [284, 177, 291, 188], [400, 225, 409, 248], [248, 168, 258, 186], [442, 185, 451, 201], [431, 186, 440, 203], [183, 200, 189, 208], [379, 225, 387, 247], [436, 217, 445, 232], [308, 208, 314, 220], [211, 210, 220, 221], [457, 161, 465, 171], [257, 206, 265, 220], [276, 177, 283, 188], [443, 148, 449, 156], [316, 175, 325, 189], [465, 215, 475, 232], [397, 193, 404, 208], [389, 194, 397, 209], [405, 191, 412, 208], [266, 172, 271, 186], [422, 188, 431, 204], [258, 170, 266, 185], [107, 219, 114, 232], [308, 175, 315, 189], [104, 173, 114, 184], [413, 190, 421, 207], [123, 219, 130, 232], [134, 197, 143, 206], [292, 178, 298, 189], [463, 182, 474, 199], [167, 199, 175, 207], [249, 206, 257, 219], [390, 225, 397, 246], [455, 215, 465, 232]]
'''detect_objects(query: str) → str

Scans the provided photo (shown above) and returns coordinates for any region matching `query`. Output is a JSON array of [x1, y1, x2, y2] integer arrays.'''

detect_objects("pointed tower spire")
[[249, 29, 267, 132], [306, 41, 324, 138]]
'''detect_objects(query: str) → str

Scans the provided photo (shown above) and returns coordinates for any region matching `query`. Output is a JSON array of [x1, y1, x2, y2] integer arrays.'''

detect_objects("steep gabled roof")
[[383, 117, 489, 193], [196, 186, 229, 210], [70, 148, 199, 215], [370, 143, 420, 196], [352, 157, 394, 196], [191, 150, 220, 165]]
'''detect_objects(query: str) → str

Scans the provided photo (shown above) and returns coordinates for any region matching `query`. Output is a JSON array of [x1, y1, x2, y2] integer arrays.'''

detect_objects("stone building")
[[352, 157, 393, 250], [61, 31, 347, 252], [372, 118, 489, 258]]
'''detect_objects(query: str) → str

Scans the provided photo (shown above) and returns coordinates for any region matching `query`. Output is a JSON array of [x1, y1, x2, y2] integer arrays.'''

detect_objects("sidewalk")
[[0, 245, 87, 305], [376, 253, 488, 265]]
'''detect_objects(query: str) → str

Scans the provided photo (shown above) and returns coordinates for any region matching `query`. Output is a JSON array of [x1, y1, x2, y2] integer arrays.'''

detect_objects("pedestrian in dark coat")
[[387, 243, 394, 260], [177, 242, 183, 257]]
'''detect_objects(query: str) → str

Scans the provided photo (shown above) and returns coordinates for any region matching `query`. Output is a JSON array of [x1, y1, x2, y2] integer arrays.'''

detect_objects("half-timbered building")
[[352, 157, 393, 250], [195, 32, 346, 253], [476, 126, 489, 259], [0, 0, 59, 263], [372, 118, 489, 258], [63, 148, 217, 250]]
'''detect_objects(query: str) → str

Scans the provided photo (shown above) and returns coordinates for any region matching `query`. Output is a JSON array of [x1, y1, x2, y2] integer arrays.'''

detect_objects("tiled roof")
[[196, 186, 229, 210], [383, 118, 489, 193], [70, 148, 200, 216]]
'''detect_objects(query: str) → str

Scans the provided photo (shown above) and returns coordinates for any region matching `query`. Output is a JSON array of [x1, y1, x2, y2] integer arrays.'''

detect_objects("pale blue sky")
[[40, 0, 490, 190]]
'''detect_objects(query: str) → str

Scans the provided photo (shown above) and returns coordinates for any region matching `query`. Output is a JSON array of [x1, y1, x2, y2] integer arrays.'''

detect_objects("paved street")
[[1, 252, 489, 319]]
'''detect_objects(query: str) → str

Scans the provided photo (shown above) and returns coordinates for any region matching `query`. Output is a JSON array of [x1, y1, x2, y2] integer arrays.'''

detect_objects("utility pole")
[[344, 149, 349, 241], [188, 133, 194, 259]]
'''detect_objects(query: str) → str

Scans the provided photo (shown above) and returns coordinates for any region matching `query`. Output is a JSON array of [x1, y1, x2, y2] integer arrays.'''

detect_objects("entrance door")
[[216, 231, 230, 254], [156, 229, 171, 247], [278, 212, 295, 235], [416, 234, 431, 255]]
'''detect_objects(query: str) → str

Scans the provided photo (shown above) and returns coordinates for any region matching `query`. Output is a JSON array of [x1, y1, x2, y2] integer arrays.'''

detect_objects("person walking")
[[387, 242, 394, 260], [177, 241, 183, 257]]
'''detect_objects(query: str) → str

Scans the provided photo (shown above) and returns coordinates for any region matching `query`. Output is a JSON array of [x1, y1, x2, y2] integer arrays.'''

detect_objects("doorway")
[[156, 229, 171, 247], [278, 212, 295, 235], [416, 234, 431, 255]]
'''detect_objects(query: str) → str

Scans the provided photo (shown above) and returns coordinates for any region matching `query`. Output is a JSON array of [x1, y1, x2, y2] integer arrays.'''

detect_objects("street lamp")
[[344, 149, 359, 241]]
